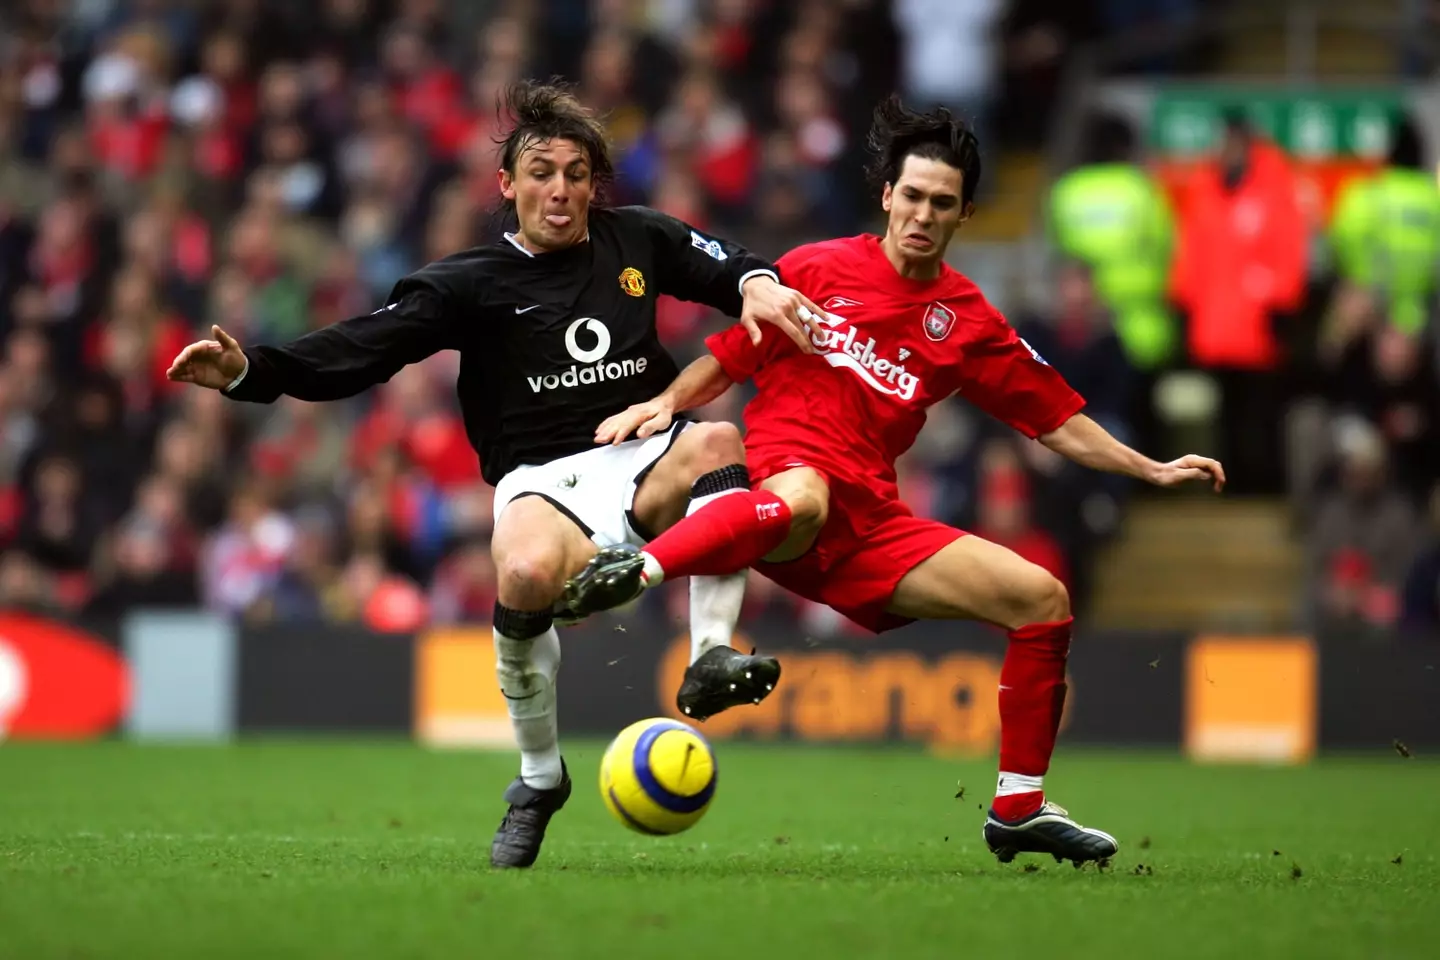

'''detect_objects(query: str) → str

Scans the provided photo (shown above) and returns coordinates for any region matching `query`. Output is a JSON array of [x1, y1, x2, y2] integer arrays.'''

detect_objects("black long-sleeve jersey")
[[223, 206, 777, 485]]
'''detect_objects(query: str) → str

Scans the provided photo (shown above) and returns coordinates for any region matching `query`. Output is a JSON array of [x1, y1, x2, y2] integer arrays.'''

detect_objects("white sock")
[[690, 572, 746, 662], [494, 624, 563, 789], [683, 488, 748, 663], [995, 772, 1044, 797], [640, 551, 665, 586]]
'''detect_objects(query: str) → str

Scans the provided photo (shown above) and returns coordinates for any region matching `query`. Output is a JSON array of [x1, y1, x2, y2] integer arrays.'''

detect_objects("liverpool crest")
[[923, 303, 955, 341]]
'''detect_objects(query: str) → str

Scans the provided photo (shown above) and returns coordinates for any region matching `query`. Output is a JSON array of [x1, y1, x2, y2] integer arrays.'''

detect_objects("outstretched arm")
[[595, 355, 736, 445], [168, 289, 456, 403], [1039, 413, 1226, 491]]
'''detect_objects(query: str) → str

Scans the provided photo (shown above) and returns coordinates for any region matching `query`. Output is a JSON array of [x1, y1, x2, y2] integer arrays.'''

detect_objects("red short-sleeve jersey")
[[706, 235, 1084, 499]]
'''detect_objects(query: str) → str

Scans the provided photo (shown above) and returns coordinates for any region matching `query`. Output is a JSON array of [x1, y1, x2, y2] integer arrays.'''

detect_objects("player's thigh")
[[885, 534, 1070, 629], [628, 420, 744, 537], [758, 466, 831, 562], [491, 494, 597, 609]]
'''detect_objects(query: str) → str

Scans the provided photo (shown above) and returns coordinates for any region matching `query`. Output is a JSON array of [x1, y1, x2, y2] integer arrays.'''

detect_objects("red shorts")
[[752, 474, 966, 634]]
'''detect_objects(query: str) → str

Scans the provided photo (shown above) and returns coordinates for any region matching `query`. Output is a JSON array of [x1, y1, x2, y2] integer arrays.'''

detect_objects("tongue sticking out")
[[545, 214, 573, 228]]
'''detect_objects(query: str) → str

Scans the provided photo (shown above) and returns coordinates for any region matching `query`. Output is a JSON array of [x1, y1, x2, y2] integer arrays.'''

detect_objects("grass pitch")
[[1, 742, 1437, 959]]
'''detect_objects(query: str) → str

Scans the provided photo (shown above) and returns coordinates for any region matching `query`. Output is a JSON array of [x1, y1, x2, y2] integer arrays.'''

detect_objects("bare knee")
[[781, 485, 827, 538], [632, 421, 746, 536], [492, 498, 589, 609], [677, 421, 745, 477], [760, 468, 829, 560], [493, 548, 568, 610], [1007, 565, 1070, 628]]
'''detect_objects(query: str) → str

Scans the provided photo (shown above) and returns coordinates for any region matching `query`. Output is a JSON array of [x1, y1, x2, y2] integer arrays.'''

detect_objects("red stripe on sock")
[[645, 491, 792, 578], [994, 618, 1072, 816]]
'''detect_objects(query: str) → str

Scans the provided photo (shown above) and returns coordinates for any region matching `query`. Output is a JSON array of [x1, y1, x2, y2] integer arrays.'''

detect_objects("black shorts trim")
[[509, 491, 595, 540], [624, 421, 689, 543]]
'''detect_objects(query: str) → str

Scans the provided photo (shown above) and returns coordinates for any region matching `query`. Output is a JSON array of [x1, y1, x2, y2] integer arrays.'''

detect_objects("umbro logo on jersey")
[[515, 304, 542, 314]]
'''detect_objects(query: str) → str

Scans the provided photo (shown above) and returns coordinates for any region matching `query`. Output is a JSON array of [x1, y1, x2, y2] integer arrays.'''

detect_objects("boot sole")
[[677, 657, 782, 721]]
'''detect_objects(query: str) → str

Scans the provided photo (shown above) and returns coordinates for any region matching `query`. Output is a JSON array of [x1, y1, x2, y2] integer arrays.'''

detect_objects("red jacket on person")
[[1172, 140, 1307, 370]]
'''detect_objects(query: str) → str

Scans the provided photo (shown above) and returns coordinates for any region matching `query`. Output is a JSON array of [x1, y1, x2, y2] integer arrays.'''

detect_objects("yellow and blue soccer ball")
[[599, 718, 717, 835]]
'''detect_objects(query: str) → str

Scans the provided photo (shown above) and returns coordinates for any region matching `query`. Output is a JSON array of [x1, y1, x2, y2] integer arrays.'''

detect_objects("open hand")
[[596, 398, 674, 446], [739, 275, 827, 354], [166, 325, 247, 390], [1147, 454, 1226, 492]]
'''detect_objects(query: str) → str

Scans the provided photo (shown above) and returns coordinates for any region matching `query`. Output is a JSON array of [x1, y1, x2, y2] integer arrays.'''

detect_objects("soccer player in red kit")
[[565, 97, 1225, 866]]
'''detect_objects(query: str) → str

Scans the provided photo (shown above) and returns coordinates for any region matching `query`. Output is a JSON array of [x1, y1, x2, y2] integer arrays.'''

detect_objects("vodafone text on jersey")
[[527, 316, 650, 393]]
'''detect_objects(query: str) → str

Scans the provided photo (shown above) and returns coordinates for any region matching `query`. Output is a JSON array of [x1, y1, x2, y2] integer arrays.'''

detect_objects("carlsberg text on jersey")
[[809, 316, 921, 401]]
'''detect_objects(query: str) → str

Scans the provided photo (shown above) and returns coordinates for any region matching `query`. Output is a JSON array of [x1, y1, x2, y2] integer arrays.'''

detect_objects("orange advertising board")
[[414, 628, 515, 747], [1184, 636, 1317, 763], [654, 634, 1053, 756]]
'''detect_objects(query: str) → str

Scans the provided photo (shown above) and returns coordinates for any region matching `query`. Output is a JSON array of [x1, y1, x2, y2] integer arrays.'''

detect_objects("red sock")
[[644, 491, 792, 579], [991, 618, 1072, 821]]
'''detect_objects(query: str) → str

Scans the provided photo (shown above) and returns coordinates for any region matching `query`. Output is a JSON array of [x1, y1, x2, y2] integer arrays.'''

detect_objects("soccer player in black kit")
[[167, 82, 824, 868]]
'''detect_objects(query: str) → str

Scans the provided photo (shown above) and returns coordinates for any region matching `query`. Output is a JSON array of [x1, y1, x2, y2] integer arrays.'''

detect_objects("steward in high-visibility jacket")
[[1330, 121, 1440, 335], [1049, 115, 1177, 370]]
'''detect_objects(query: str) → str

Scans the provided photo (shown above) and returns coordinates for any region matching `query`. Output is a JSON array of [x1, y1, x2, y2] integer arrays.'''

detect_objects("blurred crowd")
[[1037, 106, 1440, 637], [0, 0, 1435, 638]]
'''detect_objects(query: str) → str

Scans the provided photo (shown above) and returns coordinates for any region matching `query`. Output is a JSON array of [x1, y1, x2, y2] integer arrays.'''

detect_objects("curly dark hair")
[[864, 95, 981, 206], [494, 79, 614, 209]]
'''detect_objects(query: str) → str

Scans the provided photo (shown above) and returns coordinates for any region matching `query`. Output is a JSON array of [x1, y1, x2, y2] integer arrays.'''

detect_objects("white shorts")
[[492, 421, 694, 547]]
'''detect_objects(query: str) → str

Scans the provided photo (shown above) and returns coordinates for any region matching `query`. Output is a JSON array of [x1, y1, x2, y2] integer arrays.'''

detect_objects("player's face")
[[881, 156, 973, 270], [499, 138, 596, 253]]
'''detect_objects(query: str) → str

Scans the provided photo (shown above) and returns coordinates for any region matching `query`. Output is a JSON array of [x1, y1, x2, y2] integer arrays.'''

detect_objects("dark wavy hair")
[[494, 79, 614, 213], [865, 95, 981, 206]]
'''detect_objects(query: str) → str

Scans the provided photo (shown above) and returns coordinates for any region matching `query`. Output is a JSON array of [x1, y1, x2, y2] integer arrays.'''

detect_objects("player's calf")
[[563, 486, 795, 620], [630, 421, 746, 535]]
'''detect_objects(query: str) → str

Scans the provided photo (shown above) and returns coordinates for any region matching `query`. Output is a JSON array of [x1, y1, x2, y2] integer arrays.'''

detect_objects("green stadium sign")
[[1151, 88, 1404, 159]]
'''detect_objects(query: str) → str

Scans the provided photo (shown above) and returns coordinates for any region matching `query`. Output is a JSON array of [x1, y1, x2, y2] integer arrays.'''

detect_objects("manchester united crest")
[[923, 302, 956, 341], [619, 267, 646, 297]]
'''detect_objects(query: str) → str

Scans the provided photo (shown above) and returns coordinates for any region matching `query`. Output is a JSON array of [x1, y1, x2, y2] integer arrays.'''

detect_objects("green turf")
[[1, 742, 1437, 959]]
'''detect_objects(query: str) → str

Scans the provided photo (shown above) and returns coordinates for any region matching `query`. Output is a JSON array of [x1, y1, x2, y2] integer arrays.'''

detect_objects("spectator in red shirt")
[[974, 441, 1071, 596], [351, 364, 479, 493], [381, 25, 461, 141], [83, 30, 172, 184], [86, 265, 191, 407], [657, 70, 759, 212], [200, 482, 297, 619], [429, 539, 499, 626]]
